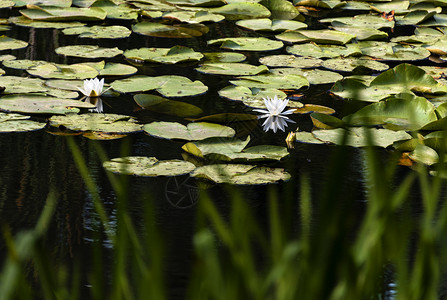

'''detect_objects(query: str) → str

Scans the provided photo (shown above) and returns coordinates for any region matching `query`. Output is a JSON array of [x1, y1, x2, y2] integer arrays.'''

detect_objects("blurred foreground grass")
[[1, 135, 447, 300]]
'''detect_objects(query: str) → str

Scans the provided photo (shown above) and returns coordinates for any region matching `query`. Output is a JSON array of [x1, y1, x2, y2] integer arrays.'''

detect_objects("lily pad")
[[8, 16, 86, 28], [182, 136, 250, 158], [62, 25, 131, 39], [124, 46, 204, 64], [229, 74, 309, 90], [343, 93, 438, 130], [294, 0, 346, 9], [99, 63, 138, 77], [276, 29, 356, 45], [111, 75, 208, 97], [320, 14, 395, 30], [236, 18, 306, 32], [207, 37, 283, 51], [259, 55, 322, 68], [20, 6, 107, 21], [134, 94, 203, 117], [27, 62, 99, 79], [0, 35, 28, 50], [210, 2, 271, 20], [218, 85, 289, 108], [49, 113, 142, 133], [0, 94, 94, 114], [190, 164, 291, 185], [195, 63, 268, 76], [55, 45, 123, 58], [269, 68, 343, 85], [132, 22, 209, 38], [408, 144, 439, 165], [0, 112, 46, 132], [202, 52, 246, 63], [332, 26, 388, 41], [162, 10, 225, 23], [0, 76, 47, 94], [144, 121, 235, 140], [286, 43, 362, 59], [312, 127, 412, 148], [322, 57, 389, 73], [103, 156, 196, 177], [2, 59, 48, 70]]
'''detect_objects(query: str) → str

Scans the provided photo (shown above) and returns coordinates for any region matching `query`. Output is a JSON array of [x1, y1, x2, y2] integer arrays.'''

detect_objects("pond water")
[[0, 2, 439, 299]]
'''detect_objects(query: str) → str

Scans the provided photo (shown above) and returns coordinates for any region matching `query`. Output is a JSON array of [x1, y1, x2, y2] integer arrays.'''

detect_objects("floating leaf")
[[259, 55, 322, 68], [144, 121, 235, 140], [202, 52, 246, 63], [132, 22, 209, 38], [55, 45, 123, 58], [210, 2, 271, 20], [276, 29, 355, 45], [286, 43, 361, 59], [230, 74, 309, 90], [134, 94, 203, 117], [218, 85, 289, 108], [295, 104, 336, 115], [182, 136, 250, 158], [124, 46, 204, 64], [312, 127, 412, 148], [408, 144, 439, 165], [103, 156, 196, 177], [99, 63, 137, 77], [322, 57, 389, 73], [261, 0, 300, 20], [208, 37, 283, 51], [0, 35, 27, 50], [0, 94, 94, 114], [27, 62, 99, 79], [269, 68, 343, 85], [8, 16, 86, 28], [190, 164, 291, 185], [196, 63, 268, 76], [3, 59, 48, 70], [310, 112, 344, 129], [0, 76, 47, 94], [0, 112, 46, 132], [320, 14, 395, 30], [162, 10, 225, 23], [62, 25, 131, 39], [20, 6, 107, 21], [294, 0, 346, 9], [49, 113, 142, 133], [236, 18, 306, 32], [332, 26, 388, 41]]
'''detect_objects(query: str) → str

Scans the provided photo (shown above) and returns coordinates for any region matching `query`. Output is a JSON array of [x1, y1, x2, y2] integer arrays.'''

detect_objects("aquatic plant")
[[253, 96, 296, 133]]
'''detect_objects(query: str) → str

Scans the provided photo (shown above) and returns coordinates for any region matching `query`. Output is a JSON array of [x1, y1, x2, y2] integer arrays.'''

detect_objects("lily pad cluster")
[[3, 0, 447, 183]]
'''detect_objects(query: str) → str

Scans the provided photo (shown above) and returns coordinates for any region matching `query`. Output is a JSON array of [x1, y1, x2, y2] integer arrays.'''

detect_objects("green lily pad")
[[343, 93, 438, 130], [395, 10, 436, 26], [0, 112, 45, 132], [20, 6, 107, 21], [358, 41, 431, 61], [0, 0, 14, 8], [331, 64, 447, 102], [294, 0, 346, 9], [236, 18, 306, 32], [196, 63, 268, 76], [0, 94, 94, 114], [8, 16, 86, 28], [111, 75, 208, 97], [132, 22, 209, 38], [134, 94, 203, 117], [165, 0, 226, 7], [144, 121, 235, 140], [49, 113, 142, 133], [0, 76, 47, 94], [294, 131, 326, 144], [62, 25, 131, 39], [259, 55, 322, 68], [286, 43, 362, 59], [370, 0, 409, 13], [207, 37, 283, 51], [2, 59, 48, 70], [312, 127, 412, 148], [55, 45, 123, 58], [16, 0, 71, 7], [276, 29, 355, 45], [99, 63, 138, 77], [320, 14, 395, 30], [218, 85, 289, 108], [124, 46, 204, 64], [27, 62, 99, 79], [260, 0, 300, 20], [103, 156, 196, 177], [230, 74, 309, 90], [332, 26, 388, 41], [0, 35, 28, 50], [322, 57, 389, 73], [408, 144, 439, 165], [190, 164, 291, 185], [310, 112, 344, 129], [202, 52, 246, 63], [269, 68, 343, 85], [92, 1, 140, 20], [210, 2, 271, 20], [182, 136, 250, 158], [162, 10, 225, 23]]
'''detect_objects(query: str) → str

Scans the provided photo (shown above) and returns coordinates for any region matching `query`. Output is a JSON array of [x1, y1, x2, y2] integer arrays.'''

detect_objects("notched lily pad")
[[103, 156, 196, 177], [132, 22, 209, 38], [49, 113, 142, 133], [236, 18, 307, 32], [27, 62, 99, 79], [144, 121, 235, 140], [276, 29, 356, 45], [134, 94, 203, 117], [190, 164, 291, 185], [162, 10, 225, 23], [0, 112, 46, 132], [286, 43, 362, 59], [230, 74, 309, 90], [259, 55, 322, 69], [208, 37, 283, 51], [322, 57, 389, 73], [9, 16, 86, 28], [202, 52, 246, 63], [196, 63, 268, 76], [0, 94, 94, 114], [218, 85, 289, 108], [269, 68, 343, 85], [55, 45, 123, 58], [20, 6, 107, 21], [62, 25, 131, 39], [0, 35, 28, 50], [210, 2, 271, 20], [124, 46, 204, 64]]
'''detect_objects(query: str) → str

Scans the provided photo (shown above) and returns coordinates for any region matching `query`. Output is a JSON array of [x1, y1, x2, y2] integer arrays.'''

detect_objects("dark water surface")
[[0, 7, 424, 299]]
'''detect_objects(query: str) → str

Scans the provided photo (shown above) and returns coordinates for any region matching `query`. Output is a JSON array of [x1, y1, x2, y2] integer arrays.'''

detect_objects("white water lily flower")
[[78, 78, 109, 97], [253, 96, 296, 133]]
